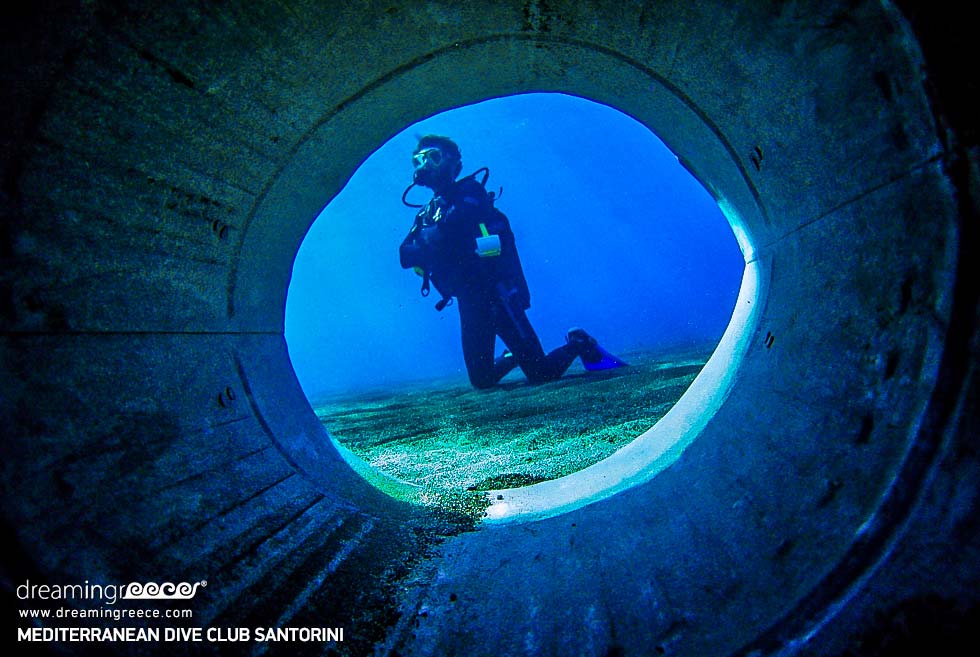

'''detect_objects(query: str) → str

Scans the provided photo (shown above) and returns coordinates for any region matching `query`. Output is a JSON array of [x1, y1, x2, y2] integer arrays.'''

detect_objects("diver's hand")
[[400, 223, 443, 270], [399, 242, 424, 269], [418, 223, 443, 247]]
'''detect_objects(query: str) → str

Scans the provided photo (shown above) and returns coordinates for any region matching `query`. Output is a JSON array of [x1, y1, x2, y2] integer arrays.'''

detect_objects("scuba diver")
[[399, 134, 626, 389]]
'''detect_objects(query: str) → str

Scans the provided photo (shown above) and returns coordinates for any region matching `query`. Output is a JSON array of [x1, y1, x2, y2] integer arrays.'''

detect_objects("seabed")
[[313, 345, 713, 501]]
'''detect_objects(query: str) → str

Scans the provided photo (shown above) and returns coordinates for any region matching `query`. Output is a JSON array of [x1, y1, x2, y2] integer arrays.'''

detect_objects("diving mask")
[[412, 147, 444, 170]]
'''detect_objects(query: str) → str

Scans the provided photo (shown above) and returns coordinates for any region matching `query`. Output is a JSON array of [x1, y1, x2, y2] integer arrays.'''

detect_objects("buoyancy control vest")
[[399, 169, 530, 311]]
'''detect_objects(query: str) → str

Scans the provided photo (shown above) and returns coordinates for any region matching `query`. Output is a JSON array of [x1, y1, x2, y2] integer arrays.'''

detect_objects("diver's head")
[[412, 135, 462, 191]]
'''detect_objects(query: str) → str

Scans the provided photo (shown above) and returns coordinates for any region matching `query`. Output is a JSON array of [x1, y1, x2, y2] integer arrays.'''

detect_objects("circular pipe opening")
[[280, 93, 755, 521], [232, 33, 773, 518]]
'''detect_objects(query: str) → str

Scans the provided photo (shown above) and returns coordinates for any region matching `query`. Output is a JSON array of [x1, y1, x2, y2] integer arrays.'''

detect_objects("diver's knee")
[[468, 371, 497, 389], [523, 368, 560, 385]]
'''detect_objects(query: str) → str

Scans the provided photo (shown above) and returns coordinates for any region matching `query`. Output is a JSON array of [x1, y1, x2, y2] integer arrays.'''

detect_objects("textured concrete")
[[2, 1, 977, 656]]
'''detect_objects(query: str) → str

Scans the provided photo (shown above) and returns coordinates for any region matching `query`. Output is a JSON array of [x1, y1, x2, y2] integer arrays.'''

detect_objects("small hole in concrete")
[[884, 350, 900, 380], [856, 414, 874, 444]]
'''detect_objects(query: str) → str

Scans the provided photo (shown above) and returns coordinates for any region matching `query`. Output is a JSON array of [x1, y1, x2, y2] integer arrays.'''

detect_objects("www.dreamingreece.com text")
[[19, 607, 194, 621]]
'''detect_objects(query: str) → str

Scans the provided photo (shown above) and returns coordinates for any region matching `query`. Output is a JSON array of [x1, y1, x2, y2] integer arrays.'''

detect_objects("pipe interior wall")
[[1, 1, 977, 655]]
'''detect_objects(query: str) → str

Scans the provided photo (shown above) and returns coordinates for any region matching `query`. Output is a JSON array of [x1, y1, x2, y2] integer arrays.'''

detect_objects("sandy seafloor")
[[312, 345, 713, 500]]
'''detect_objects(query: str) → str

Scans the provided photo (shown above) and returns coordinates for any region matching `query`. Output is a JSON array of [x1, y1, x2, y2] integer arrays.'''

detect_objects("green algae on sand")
[[314, 346, 712, 501]]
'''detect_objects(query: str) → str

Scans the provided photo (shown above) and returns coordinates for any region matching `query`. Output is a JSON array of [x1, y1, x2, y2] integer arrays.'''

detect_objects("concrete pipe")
[[2, 1, 977, 656]]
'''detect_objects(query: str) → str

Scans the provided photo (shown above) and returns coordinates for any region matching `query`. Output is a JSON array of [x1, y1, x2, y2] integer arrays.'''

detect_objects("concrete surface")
[[2, 1, 977, 656]]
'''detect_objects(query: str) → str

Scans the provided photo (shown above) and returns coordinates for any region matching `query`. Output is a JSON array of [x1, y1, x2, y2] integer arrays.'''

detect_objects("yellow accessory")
[[475, 223, 501, 257]]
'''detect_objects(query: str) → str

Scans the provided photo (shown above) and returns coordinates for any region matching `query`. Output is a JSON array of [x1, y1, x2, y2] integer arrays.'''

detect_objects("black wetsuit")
[[400, 175, 580, 389]]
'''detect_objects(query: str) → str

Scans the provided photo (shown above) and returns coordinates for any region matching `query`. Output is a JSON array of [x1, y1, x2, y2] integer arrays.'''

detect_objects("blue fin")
[[582, 345, 629, 371]]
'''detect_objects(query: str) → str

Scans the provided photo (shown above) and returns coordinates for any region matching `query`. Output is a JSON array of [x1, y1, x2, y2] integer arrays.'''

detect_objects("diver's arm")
[[399, 227, 420, 269], [399, 223, 445, 270], [400, 184, 483, 270]]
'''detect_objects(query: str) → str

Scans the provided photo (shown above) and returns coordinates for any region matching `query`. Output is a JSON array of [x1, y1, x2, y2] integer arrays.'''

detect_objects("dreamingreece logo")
[[17, 580, 207, 606], [122, 581, 207, 600]]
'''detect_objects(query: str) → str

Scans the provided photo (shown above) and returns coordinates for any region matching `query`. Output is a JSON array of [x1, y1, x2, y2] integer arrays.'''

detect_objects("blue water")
[[285, 93, 744, 399]]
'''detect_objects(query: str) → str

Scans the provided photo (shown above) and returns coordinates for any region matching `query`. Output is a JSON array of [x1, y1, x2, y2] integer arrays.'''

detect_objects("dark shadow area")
[[833, 596, 980, 657]]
